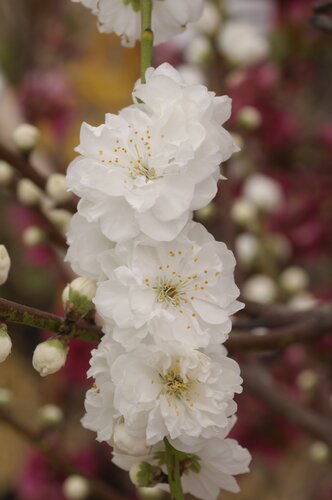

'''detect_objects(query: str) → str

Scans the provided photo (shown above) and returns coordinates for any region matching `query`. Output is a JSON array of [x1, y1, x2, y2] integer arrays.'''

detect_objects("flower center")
[[153, 278, 182, 306], [160, 367, 192, 400]]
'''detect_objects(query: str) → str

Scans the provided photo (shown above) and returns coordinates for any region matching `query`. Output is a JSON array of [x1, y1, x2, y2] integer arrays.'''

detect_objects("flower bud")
[[0, 245, 11, 285], [0, 324, 12, 362], [63, 475, 89, 500], [243, 174, 283, 212], [129, 462, 155, 488], [184, 36, 212, 65], [47, 209, 72, 231], [309, 442, 330, 463], [65, 277, 97, 315], [17, 178, 42, 206], [46, 174, 72, 203], [22, 226, 46, 247], [113, 420, 150, 456], [237, 106, 262, 130], [0, 387, 12, 407], [296, 370, 318, 392], [38, 404, 64, 426], [231, 199, 257, 227], [242, 275, 277, 304], [235, 233, 259, 267], [279, 266, 309, 295], [32, 338, 68, 377], [0, 160, 14, 186], [13, 123, 39, 152], [288, 292, 316, 311]]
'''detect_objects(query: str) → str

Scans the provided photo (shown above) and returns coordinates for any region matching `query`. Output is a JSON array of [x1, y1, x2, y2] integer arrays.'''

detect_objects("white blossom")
[[95, 221, 243, 350], [82, 337, 242, 446], [279, 266, 309, 294], [72, 0, 203, 47], [67, 64, 237, 243], [0, 245, 11, 285], [192, 2, 221, 36], [217, 21, 269, 66], [65, 213, 112, 280]]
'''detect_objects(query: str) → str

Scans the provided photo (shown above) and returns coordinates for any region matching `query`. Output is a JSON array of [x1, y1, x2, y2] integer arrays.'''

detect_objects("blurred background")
[[0, 0, 331, 499]]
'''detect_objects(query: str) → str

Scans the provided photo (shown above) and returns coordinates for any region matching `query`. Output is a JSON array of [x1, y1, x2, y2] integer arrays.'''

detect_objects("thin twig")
[[0, 408, 126, 500], [242, 362, 332, 448]]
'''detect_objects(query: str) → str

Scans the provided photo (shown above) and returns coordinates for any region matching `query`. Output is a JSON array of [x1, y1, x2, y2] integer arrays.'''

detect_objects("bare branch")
[[242, 362, 332, 448]]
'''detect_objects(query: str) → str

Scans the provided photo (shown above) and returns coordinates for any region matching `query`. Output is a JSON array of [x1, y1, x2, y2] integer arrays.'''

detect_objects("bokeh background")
[[0, 0, 331, 499]]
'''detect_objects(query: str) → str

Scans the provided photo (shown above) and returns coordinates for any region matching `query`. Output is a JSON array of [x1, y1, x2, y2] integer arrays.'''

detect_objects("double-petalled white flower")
[[72, 0, 203, 47], [82, 336, 242, 446], [95, 221, 243, 350], [66, 63, 237, 243]]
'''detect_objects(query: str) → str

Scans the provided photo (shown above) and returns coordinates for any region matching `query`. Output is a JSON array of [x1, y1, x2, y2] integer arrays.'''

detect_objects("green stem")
[[164, 438, 185, 500], [140, 0, 153, 82]]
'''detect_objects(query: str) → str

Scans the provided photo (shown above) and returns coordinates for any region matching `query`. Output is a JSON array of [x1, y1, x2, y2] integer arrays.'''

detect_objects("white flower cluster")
[[72, 0, 203, 47], [66, 62, 250, 500]]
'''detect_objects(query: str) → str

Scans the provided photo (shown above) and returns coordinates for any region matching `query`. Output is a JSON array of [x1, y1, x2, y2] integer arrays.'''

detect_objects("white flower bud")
[[17, 178, 42, 206], [46, 174, 72, 203], [0, 324, 12, 362], [0, 387, 12, 407], [0, 245, 11, 285], [13, 123, 39, 152], [63, 475, 90, 500], [235, 233, 259, 266], [32, 339, 68, 377], [309, 442, 330, 463], [138, 486, 163, 499], [243, 274, 277, 304], [279, 266, 309, 295], [296, 370, 318, 392], [184, 36, 212, 65], [47, 209, 72, 231], [69, 277, 97, 301], [237, 106, 262, 130], [217, 21, 269, 66], [231, 199, 258, 227], [288, 292, 316, 311], [0, 160, 14, 186], [243, 174, 283, 212], [22, 226, 46, 247], [193, 2, 221, 36], [113, 420, 150, 456], [195, 203, 217, 222], [38, 404, 64, 426], [231, 133, 244, 150]]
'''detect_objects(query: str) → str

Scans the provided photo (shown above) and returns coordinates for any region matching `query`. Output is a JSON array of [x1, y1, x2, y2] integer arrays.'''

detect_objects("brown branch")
[[0, 407, 125, 500], [227, 303, 332, 353], [0, 141, 76, 213], [242, 362, 332, 448], [1, 297, 332, 353], [0, 297, 101, 343]]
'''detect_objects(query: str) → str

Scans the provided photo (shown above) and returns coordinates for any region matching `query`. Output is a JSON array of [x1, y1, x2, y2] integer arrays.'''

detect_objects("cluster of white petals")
[[67, 64, 237, 242], [72, 0, 203, 47], [66, 56, 249, 497]]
